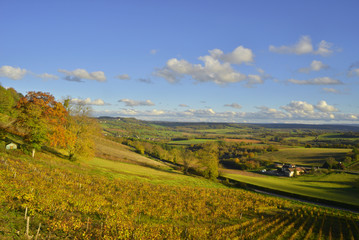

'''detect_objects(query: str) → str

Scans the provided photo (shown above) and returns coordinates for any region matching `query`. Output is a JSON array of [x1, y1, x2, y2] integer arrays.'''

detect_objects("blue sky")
[[1, 0, 359, 123]]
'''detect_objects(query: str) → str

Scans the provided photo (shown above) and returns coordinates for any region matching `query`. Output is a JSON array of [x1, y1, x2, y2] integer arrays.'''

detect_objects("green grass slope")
[[94, 137, 167, 168], [224, 171, 359, 207]]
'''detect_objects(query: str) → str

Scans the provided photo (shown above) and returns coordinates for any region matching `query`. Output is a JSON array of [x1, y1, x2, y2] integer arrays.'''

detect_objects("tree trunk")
[[32, 148, 35, 158]]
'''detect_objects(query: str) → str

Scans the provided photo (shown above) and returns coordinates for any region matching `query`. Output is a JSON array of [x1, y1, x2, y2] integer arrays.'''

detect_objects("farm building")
[[280, 164, 305, 177], [6, 142, 17, 150], [283, 167, 305, 177]]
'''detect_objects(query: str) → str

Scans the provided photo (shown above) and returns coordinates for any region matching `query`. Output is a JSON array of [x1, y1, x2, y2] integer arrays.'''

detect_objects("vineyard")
[[1, 152, 359, 239]]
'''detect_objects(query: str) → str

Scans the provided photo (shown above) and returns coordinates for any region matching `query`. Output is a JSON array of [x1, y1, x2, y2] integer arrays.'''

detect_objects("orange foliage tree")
[[15, 92, 69, 156]]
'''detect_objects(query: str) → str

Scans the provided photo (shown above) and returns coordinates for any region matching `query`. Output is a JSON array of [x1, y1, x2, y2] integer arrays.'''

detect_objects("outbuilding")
[[6, 142, 17, 150]]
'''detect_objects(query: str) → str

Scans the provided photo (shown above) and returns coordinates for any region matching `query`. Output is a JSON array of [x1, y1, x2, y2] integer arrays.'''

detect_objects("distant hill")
[[97, 116, 359, 132]]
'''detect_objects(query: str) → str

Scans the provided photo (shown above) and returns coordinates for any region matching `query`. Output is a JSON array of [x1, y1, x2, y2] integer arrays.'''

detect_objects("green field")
[[168, 138, 217, 145], [257, 147, 351, 166], [225, 171, 359, 206], [283, 136, 316, 142], [318, 133, 359, 141]]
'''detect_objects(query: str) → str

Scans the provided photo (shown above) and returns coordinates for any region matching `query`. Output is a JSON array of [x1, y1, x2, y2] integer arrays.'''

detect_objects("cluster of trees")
[[117, 137, 277, 178], [117, 137, 220, 180], [0, 89, 99, 160], [322, 148, 358, 170]]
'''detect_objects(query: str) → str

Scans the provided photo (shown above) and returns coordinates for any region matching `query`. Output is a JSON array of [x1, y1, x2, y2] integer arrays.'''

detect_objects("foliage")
[[14, 92, 68, 154], [63, 99, 100, 160], [323, 157, 338, 169], [0, 85, 22, 116]]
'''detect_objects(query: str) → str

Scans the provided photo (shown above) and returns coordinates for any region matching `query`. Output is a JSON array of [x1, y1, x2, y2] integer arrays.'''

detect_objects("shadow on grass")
[[41, 146, 68, 160], [296, 152, 348, 162]]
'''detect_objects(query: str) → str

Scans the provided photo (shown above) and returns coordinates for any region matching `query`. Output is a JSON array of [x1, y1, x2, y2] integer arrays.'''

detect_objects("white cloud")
[[322, 88, 340, 94], [0, 65, 27, 80], [269, 36, 313, 55], [155, 46, 259, 85], [119, 99, 155, 107], [224, 103, 242, 109], [288, 77, 342, 85], [251, 106, 290, 119], [315, 40, 333, 56], [115, 74, 131, 80], [58, 68, 106, 82], [246, 74, 263, 86], [36, 73, 59, 80], [155, 57, 247, 85], [71, 98, 107, 106], [280, 100, 340, 120], [299, 60, 329, 73], [269, 36, 333, 56], [315, 100, 338, 112], [348, 68, 359, 77], [281, 101, 315, 117], [209, 46, 254, 64]]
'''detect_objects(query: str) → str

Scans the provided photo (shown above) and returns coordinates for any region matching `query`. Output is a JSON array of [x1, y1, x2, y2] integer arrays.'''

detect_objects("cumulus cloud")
[[119, 99, 155, 107], [115, 74, 131, 80], [314, 100, 338, 112], [0, 65, 27, 80], [280, 100, 339, 120], [299, 60, 329, 73], [224, 103, 242, 109], [288, 77, 342, 85], [209, 46, 254, 64], [58, 69, 106, 82], [281, 101, 315, 116], [71, 98, 107, 106], [155, 45, 258, 85], [269, 36, 333, 56]]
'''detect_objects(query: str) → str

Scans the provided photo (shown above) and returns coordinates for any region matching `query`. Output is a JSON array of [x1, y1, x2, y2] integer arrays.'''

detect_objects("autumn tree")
[[181, 149, 197, 175], [63, 99, 100, 160], [15, 92, 68, 157], [0, 85, 22, 116], [196, 142, 219, 180]]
